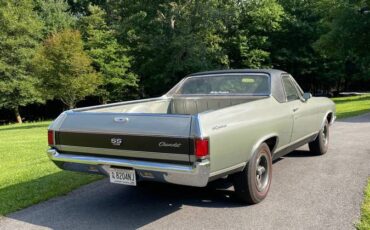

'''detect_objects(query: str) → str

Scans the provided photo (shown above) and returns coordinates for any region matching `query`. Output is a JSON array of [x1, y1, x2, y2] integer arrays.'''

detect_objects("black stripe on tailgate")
[[55, 131, 194, 155]]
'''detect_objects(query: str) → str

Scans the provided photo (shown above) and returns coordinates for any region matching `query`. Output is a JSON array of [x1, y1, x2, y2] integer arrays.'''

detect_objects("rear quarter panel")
[[198, 97, 293, 174]]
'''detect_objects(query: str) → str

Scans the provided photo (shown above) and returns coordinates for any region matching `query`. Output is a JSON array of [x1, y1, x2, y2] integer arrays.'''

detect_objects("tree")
[[109, 1, 230, 96], [34, 0, 76, 36], [107, 0, 285, 96], [67, 0, 107, 15], [224, 0, 284, 69], [267, 0, 328, 92], [137, 0, 230, 96], [79, 5, 138, 103], [0, 0, 44, 123], [32, 29, 102, 109], [315, 0, 370, 92]]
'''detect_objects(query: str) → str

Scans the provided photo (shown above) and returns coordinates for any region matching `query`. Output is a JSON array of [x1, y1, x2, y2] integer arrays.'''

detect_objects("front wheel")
[[309, 120, 329, 155], [232, 143, 272, 204]]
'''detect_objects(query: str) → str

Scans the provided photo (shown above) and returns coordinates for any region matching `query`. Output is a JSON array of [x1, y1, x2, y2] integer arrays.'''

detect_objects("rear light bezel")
[[48, 130, 55, 146], [194, 138, 209, 160]]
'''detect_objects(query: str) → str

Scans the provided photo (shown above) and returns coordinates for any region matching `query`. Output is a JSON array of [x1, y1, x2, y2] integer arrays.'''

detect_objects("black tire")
[[309, 120, 329, 155], [232, 143, 272, 204]]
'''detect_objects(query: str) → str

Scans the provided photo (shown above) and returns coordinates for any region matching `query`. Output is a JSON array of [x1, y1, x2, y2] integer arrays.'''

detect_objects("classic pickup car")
[[47, 69, 335, 204]]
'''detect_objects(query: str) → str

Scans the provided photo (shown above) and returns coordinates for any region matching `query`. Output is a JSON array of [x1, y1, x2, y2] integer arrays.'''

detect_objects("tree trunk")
[[14, 107, 22, 124]]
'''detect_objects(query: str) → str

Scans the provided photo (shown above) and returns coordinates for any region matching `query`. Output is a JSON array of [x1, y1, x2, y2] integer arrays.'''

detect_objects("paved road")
[[1, 114, 370, 230]]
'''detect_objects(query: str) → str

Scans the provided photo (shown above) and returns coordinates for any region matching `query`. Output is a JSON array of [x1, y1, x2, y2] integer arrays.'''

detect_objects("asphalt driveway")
[[1, 114, 369, 230]]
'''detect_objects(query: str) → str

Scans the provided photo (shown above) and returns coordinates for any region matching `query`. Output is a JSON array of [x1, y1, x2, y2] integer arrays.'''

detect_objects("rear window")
[[175, 74, 270, 96]]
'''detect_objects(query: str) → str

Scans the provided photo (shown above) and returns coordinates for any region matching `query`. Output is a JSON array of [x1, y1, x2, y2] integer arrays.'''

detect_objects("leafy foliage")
[[34, 0, 76, 36], [1, 0, 370, 123], [0, 0, 44, 123], [225, 0, 284, 69], [268, 0, 332, 92], [79, 5, 138, 103], [111, 1, 226, 95], [109, 0, 284, 96], [314, 0, 370, 92], [32, 29, 102, 109]]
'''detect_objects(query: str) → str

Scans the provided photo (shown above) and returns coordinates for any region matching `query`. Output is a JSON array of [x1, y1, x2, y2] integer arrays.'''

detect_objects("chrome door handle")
[[293, 107, 299, 112]]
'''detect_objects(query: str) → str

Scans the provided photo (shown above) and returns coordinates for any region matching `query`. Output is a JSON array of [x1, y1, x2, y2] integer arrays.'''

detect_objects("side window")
[[282, 76, 300, 101], [289, 76, 304, 97]]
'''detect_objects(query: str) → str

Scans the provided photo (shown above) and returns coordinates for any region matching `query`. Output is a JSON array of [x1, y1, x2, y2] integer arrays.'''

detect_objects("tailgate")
[[53, 112, 194, 163]]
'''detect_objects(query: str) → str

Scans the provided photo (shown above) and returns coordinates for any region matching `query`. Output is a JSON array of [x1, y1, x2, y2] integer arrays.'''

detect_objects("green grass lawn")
[[0, 94, 369, 220], [357, 180, 370, 230], [333, 94, 370, 119], [0, 121, 102, 215]]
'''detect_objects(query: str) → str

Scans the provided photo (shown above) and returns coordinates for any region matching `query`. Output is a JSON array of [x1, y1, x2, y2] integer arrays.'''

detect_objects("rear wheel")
[[309, 120, 329, 155], [232, 143, 272, 204]]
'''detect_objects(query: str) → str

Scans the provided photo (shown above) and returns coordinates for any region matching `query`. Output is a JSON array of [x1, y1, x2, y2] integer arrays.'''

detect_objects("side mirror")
[[302, 92, 312, 102]]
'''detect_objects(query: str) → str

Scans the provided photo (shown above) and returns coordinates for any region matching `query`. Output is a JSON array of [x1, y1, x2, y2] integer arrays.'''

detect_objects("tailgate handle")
[[114, 117, 129, 123]]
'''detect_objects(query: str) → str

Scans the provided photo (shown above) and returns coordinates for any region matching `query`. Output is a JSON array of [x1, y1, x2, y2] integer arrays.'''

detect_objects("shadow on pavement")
[[7, 178, 243, 229], [284, 150, 316, 158]]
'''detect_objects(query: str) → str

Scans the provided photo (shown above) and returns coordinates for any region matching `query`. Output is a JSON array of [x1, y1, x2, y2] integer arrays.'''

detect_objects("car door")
[[281, 75, 317, 143]]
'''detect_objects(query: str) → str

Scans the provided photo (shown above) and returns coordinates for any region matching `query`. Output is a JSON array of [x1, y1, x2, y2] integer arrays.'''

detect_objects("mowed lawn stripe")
[[0, 122, 102, 215], [333, 94, 370, 119]]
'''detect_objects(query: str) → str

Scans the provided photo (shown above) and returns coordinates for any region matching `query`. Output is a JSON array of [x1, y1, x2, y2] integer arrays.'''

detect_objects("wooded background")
[[0, 0, 369, 123]]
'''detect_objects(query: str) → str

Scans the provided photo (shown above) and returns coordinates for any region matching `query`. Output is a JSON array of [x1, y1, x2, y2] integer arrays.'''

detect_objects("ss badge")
[[111, 138, 123, 146]]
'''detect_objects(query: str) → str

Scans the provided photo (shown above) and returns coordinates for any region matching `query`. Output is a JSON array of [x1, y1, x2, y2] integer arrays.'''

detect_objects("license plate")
[[109, 167, 136, 186]]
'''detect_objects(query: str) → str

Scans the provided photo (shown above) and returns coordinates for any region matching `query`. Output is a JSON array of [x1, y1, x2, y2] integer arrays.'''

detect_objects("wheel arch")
[[321, 110, 335, 128], [248, 134, 279, 162], [265, 136, 279, 153], [326, 112, 334, 124]]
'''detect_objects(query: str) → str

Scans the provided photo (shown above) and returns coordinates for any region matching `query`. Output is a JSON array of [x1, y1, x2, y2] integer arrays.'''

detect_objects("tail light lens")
[[195, 138, 209, 158], [48, 130, 54, 146]]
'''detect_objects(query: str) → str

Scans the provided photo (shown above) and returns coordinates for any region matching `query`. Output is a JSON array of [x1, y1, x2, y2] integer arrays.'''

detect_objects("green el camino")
[[47, 69, 336, 204]]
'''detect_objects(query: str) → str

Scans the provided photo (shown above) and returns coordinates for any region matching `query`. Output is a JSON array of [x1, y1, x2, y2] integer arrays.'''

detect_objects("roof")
[[188, 69, 287, 78]]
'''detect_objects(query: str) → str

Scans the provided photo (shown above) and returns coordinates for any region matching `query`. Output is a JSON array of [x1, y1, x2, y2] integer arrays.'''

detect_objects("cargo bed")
[[50, 96, 266, 164]]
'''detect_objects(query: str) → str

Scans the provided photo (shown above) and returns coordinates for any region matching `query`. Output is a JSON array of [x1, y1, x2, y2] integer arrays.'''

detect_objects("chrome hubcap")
[[256, 155, 269, 192]]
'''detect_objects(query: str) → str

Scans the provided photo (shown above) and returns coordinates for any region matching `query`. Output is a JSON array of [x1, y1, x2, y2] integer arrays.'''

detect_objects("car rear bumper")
[[47, 149, 210, 187]]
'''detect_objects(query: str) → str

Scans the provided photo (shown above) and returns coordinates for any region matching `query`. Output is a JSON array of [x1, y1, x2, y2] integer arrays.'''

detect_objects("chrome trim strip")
[[67, 112, 191, 118], [47, 149, 210, 187], [56, 145, 191, 162], [72, 97, 168, 112], [55, 129, 191, 139], [275, 131, 318, 153], [171, 95, 267, 99], [209, 162, 246, 177]]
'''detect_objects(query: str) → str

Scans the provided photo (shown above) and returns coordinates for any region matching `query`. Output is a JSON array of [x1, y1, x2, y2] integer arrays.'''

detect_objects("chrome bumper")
[[47, 149, 210, 187]]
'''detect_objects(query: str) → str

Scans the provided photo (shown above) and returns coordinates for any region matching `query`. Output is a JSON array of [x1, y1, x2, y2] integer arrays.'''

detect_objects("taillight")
[[48, 130, 54, 146], [195, 138, 209, 158]]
